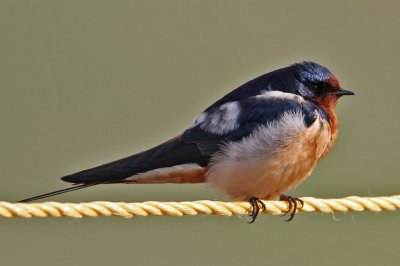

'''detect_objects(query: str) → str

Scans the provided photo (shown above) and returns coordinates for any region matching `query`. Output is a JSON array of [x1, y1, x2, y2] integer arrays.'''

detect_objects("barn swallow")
[[20, 61, 354, 222]]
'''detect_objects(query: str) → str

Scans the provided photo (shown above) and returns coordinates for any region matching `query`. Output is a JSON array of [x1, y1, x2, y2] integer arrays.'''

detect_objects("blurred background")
[[1, 1, 399, 265]]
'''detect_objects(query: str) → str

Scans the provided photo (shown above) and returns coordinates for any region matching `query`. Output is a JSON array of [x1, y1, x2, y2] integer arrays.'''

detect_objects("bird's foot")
[[248, 197, 266, 223], [279, 195, 304, 222]]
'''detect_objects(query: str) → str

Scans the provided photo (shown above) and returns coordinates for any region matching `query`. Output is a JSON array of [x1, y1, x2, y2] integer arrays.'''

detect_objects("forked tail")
[[18, 183, 99, 203]]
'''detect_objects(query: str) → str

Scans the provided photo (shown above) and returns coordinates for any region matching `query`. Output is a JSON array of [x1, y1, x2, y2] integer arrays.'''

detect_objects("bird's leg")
[[248, 197, 266, 223], [279, 195, 304, 222]]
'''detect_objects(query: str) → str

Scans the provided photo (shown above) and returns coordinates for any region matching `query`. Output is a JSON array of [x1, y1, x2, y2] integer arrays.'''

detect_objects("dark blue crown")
[[291, 61, 333, 84]]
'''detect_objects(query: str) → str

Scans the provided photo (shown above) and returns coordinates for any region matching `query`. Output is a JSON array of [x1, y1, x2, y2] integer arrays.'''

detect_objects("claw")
[[280, 195, 304, 222], [248, 197, 266, 223]]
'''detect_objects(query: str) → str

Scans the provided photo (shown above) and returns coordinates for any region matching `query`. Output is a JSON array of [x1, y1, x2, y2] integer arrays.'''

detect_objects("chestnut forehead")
[[325, 75, 341, 89]]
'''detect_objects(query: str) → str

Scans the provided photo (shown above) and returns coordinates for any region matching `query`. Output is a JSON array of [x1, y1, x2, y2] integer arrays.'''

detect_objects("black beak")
[[332, 89, 355, 96]]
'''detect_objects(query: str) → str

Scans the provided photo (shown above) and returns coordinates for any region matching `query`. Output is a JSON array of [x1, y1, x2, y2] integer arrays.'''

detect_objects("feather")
[[61, 137, 209, 183], [19, 183, 98, 202]]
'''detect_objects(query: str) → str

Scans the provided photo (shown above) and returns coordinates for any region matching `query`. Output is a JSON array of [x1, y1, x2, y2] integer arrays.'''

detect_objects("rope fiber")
[[1, 195, 399, 218]]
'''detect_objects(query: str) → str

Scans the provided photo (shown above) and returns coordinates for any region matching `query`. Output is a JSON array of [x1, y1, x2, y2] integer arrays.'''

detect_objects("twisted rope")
[[1, 195, 399, 218]]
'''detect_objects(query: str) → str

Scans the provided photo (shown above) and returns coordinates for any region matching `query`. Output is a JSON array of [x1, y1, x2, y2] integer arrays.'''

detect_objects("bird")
[[19, 61, 354, 222]]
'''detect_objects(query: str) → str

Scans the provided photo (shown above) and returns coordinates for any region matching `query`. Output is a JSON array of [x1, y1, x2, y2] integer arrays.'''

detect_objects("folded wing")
[[62, 91, 325, 184]]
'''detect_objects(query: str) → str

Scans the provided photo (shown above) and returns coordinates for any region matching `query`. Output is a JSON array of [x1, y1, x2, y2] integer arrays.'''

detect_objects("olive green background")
[[1, 1, 399, 265]]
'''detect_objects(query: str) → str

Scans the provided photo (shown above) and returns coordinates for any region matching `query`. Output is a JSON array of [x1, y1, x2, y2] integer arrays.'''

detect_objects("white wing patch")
[[254, 90, 305, 102], [192, 91, 304, 135], [193, 101, 241, 135]]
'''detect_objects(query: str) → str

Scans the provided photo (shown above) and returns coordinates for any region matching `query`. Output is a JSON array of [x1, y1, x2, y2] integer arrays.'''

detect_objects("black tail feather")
[[18, 183, 99, 203]]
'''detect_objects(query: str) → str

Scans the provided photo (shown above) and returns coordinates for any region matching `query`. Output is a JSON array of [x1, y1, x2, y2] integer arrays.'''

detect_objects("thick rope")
[[1, 195, 399, 218]]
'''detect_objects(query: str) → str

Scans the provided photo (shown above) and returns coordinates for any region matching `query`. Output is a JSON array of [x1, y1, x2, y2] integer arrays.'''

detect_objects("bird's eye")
[[307, 82, 331, 97], [309, 83, 320, 92], [319, 83, 333, 96]]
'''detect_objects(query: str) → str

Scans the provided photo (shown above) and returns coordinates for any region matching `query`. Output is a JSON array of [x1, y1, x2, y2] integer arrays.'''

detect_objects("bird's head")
[[291, 61, 354, 108]]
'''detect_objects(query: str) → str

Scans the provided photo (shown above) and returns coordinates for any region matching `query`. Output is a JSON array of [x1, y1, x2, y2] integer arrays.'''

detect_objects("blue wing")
[[62, 93, 326, 184], [61, 137, 208, 183]]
